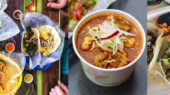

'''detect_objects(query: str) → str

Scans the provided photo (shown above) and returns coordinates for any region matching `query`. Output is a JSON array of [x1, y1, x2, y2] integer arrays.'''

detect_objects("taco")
[[21, 26, 40, 56], [0, 53, 22, 95], [147, 22, 162, 64], [149, 36, 170, 87], [38, 25, 61, 56]]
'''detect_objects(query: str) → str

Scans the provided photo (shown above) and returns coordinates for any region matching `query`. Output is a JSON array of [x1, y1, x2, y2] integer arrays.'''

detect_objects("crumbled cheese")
[[147, 41, 151, 46]]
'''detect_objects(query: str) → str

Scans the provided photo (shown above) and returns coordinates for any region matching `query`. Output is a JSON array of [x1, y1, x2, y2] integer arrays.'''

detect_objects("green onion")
[[166, 52, 170, 58], [164, 59, 169, 65], [168, 42, 170, 46], [93, 28, 97, 32], [156, 59, 160, 63]]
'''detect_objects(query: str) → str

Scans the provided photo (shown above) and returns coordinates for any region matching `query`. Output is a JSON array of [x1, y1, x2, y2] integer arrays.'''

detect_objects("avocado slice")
[[0, 59, 6, 71]]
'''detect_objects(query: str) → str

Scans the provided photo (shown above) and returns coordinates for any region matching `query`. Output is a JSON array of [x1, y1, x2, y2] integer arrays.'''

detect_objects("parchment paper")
[[0, 0, 20, 41]]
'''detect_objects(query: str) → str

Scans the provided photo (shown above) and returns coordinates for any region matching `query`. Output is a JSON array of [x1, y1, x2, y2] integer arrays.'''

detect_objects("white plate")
[[147, 6, 170, 95]]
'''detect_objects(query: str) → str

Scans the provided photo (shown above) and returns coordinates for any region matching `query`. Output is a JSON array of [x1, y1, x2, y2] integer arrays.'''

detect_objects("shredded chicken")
[[114, 18, 131, 31], [110, 51, 130, 68], [80, 36, 93, 50], [93, 51, 109, 68], [93, 50, 130, 68]]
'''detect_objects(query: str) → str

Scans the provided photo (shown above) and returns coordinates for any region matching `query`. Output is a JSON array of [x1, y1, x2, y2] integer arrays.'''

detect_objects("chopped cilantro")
[[166, 52, 170, 58], [93, 28, 97, 32], [156, 59, 160, 63], [168, 42, 170, 46]]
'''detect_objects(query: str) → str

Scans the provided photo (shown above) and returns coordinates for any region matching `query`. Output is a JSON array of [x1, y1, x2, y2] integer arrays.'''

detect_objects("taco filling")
[[149, 36, 170, 87], [39, 25, 61, 56], [157, 43, 170, 79], [22, 27, 39, 56], [39, 29, 53, 56], [147, 33, 155, 64], [147, 22, 162, 64]]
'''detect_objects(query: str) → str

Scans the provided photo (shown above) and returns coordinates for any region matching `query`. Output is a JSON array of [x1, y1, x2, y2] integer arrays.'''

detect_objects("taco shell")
[[21, 28, 40, 56], [39, 25, 61, 56]]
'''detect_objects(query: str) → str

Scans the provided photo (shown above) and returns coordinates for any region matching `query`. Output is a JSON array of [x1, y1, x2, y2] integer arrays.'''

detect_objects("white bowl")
[[24, 74, 33, 84], [72, 9, 146, 87], [13, 10, 22, 20], [5, 43, 15, 53]]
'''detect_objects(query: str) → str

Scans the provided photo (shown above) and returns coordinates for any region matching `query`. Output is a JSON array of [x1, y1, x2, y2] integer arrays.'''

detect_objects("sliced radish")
[[98, 26, 100, 31], [100, 31, 119, 40]]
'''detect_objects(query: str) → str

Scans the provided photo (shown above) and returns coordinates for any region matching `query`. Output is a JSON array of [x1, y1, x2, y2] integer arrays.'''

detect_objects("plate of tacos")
[[20, 12, 65, 70], [147, 6, 170, 95], [21, 25, 62, 70], [22, 25, 61, 57]]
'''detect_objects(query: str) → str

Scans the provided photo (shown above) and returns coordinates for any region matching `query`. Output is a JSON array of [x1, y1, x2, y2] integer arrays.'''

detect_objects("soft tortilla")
[[149, 36, 170, 87], [38, 25, 61, 54], [0, 53, 22, 95], [21, 28, 40, 56]]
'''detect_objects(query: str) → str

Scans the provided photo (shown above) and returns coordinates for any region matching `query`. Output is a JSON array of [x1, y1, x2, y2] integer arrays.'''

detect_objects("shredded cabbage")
[[88, 16, 135, 55]]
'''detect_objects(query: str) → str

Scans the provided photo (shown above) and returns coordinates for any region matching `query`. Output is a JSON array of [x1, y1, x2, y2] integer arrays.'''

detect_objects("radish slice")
[[98, 26, 100, 31], [100, 31, 119, 40]]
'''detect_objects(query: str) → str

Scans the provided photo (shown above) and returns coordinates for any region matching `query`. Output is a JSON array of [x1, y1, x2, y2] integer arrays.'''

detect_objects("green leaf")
[[156, 59, 160, 63]]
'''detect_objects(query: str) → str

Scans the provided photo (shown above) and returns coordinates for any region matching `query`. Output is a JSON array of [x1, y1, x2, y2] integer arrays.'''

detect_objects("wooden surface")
[[32, 61, 60, 95], [60, 8, 68, 33], [42, 0, 59, 22], [33, 0, 60, 95], [42, 62, 60, 95]]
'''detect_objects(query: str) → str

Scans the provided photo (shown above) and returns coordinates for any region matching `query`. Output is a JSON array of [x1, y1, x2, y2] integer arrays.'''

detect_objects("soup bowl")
[[72, 9, 146, 87]]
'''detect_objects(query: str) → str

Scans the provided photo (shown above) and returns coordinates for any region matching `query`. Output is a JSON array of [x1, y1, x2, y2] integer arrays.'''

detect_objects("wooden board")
[[42, 0, 59, 22], [33, 0, 60, 95]]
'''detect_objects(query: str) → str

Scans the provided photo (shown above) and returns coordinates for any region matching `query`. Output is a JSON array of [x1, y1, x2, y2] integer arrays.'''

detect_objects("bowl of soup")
[[72, 9, 146, 86]]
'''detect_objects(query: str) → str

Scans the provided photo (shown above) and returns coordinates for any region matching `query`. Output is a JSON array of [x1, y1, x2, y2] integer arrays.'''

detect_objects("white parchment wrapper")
[[20, 12, 65, 69], [0, 0, 20, 41]]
